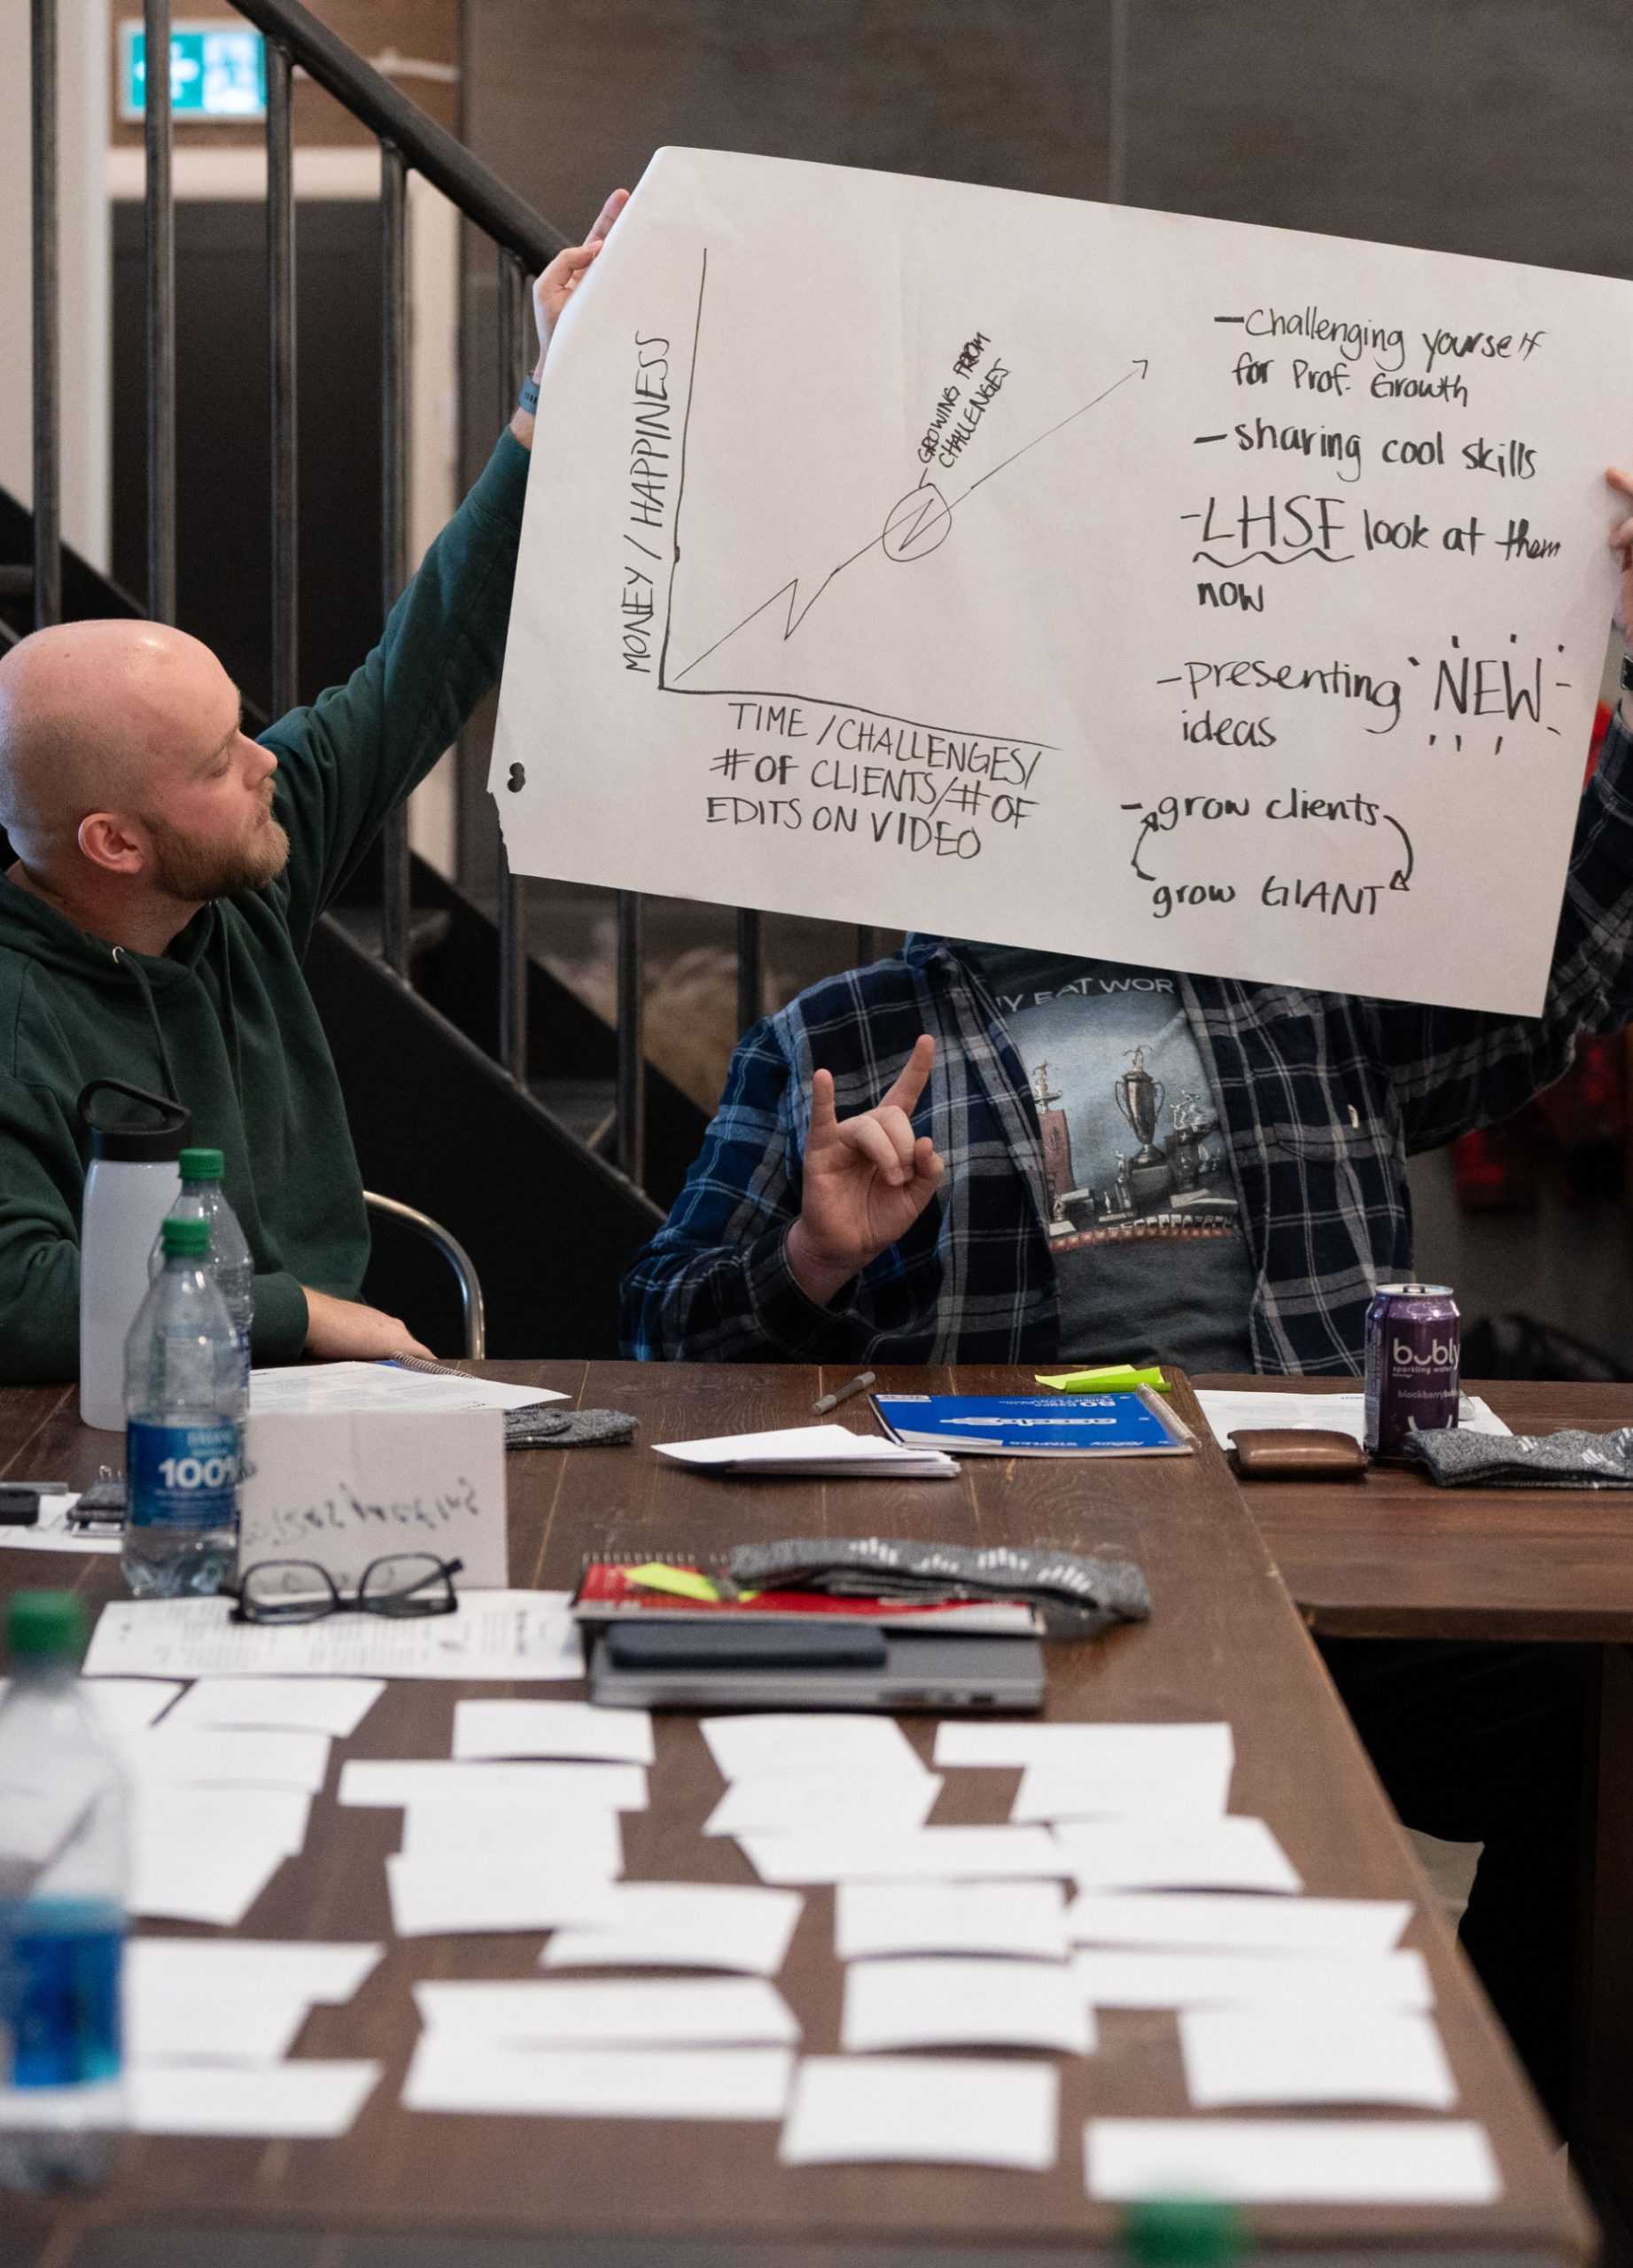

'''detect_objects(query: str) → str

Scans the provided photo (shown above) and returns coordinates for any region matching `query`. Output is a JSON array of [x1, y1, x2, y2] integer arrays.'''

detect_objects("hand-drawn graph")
[[657, 248, 1149, 741]]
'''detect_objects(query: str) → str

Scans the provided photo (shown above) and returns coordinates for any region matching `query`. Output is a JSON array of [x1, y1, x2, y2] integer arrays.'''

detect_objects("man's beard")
[[143, 800, 291, 902]]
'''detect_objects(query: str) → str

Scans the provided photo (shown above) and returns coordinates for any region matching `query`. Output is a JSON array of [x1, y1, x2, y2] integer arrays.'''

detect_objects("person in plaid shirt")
[[619, 471, 1633, 2138]]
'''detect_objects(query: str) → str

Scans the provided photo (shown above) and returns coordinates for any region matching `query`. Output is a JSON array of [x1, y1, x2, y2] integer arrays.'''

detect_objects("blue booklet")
[[874, 1390, 1194, 1458]]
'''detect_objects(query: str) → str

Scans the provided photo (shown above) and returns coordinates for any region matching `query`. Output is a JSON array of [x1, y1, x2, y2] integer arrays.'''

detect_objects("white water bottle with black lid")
[[77, 1080, 191, 1432]]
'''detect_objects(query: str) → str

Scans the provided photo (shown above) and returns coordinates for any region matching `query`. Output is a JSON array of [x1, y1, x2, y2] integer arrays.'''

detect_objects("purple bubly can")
[[1364, 1283, 1461, 1458]]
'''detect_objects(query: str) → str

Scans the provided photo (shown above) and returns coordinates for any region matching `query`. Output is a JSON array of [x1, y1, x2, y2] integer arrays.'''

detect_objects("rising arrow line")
[[671, 357, 1151, 683]]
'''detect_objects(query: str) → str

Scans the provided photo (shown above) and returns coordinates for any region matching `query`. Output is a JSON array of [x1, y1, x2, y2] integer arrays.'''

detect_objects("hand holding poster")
[[494, 147, 1632, 1014]]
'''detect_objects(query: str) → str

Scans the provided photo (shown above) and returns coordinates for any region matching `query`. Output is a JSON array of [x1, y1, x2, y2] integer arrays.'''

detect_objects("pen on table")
[[812, 1369, 876, 1416]]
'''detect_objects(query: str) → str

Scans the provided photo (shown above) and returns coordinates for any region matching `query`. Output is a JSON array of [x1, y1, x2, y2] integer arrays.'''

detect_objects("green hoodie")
[[0, 432, 530, 1382]]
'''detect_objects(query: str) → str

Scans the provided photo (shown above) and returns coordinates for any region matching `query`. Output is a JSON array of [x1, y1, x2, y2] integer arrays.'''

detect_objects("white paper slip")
[[128, 1835, 291, 1928], [1194, 1389, 1511, 1449], [836, 1880, 1069, 1962], [1055, 1816, 1303, 1894], [1013, 1759, 1233, 1823], [133, 1783, 313, 1861], [338, 1759, 647, 1812], [741, 1824, 1066, 1885], [122, 1725, 332, 1793], [1180, 2009, 1458, 2110], [654, 1425, 957, 1479], [126, 1977, 313, 2066], [398, 1803, 623, 1877], [386, 1855, 618, 1938], [250, 1360, 564, 1415], [82, 1679, 183, 1736], [705, 1771, 942, 1838], [453, 1698, 654, 1764], [0, 1494, 118, 1556], [703, 1713, 929, 1783], [540, 1883, 804, 1977], [127, 1938, 382, 2005], [843, 1956, 1093, 2054], [936, 1720, 1233, 1774], [159, 1676, 385, 1737], [403, 2036, 794, 2121], [1085, 2118, 1501, 2204], [83, 1589, 583, 1682], [130, 2061, 382, 2139], [1068, 1892, 1412, 1956], [415, 1977, 800, 2047], [1071, 1947, 1435, 2011], [780, 2056, 1058, 2171]]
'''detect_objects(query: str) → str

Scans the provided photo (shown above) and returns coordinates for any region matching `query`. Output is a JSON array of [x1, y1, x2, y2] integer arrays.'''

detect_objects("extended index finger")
[[880, 1033, 936, 1117], [586, 187, 631, 246]]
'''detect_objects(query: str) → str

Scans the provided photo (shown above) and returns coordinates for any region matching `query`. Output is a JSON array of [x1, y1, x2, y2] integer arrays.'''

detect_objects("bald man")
[[0, 191, 627, 1384]]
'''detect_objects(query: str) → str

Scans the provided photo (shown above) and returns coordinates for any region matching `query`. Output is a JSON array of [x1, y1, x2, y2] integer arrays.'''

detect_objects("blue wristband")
[[517, 374, 540, 416]]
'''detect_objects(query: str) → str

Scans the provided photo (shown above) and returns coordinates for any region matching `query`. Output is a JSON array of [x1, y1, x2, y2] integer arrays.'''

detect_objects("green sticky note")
[[1034, 1364, 1170, 1394], [626, 1562, 721, 1603]]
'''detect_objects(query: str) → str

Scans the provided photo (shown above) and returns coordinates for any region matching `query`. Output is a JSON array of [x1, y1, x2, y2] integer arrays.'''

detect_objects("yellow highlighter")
[[1034, 1363, 1170, 1394]]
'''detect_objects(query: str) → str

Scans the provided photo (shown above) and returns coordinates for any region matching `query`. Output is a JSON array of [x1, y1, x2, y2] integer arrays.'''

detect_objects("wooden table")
[[0, 1364, 1595, 2268], [1199, 1371, 1633, 2265]]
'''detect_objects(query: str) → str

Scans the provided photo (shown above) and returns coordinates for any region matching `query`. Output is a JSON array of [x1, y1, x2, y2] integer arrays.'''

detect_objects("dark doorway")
[[111, 198, 384, 722]]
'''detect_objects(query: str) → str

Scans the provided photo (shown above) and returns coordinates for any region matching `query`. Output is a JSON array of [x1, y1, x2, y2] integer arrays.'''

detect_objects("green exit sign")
[[119, 21, 268, 122]]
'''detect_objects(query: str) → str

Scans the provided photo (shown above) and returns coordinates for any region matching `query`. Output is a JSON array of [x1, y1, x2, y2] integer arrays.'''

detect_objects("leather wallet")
[[1228, 1428, 1368, 1480]]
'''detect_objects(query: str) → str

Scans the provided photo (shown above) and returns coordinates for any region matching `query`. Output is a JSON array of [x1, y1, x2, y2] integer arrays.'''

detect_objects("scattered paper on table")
[[780, 2055, 1058, 2171], [541, 1882, 805, 1977], [705, 1771, 941, 1837], [130, 2060, 382, 2138], [703, 1713, 929, 1783], [740, 1823, 1066, 1885], [122, 1725, 332, 1793], [386, 1854, 618, 1938], [126, 1977, 312, 2066], [250, 1360, 564, 1415], [1071, 1946, 1434, 2011], [159, 1675, 385, 1737], [836, 1880, 1069, 1961], [128, 1834, 291, 1928], [1085, 2118, 1500, 2203], [127, 1938, 382, 2004], [843, 1956, 1093, 2054], [1195, 1389, 1511, 1449], [133, 1783, 313, 1861], [0, 1494, 118, 1556], [1068, 1891, 1411, 1956], [338, 1759, 647, 1812], [1179, 2008, 1458, 2109], [398, 1802, 623, 1877], [403, 2036, 794, 2120], [1013, 1757, 1233, 1822], [655, 1424, 956, 1479], [84, 1590, 583, 1682], [415, 1976, 799, 2047], [80, 1679, 184, 1736], [937, 1720, 1233, 1774], [453, 1697, 654, 1764], [1055, 1815, 1302, 1894]]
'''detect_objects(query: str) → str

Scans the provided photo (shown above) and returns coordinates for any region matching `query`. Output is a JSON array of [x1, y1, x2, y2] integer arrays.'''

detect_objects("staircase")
[[8, 0, 739, 1354]]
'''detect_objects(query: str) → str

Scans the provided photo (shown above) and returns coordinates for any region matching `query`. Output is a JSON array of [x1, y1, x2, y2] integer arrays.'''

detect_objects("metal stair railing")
[[21, 0, 871, 1196]]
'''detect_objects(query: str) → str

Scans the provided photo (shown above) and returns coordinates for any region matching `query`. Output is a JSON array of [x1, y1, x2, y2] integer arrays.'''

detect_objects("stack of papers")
[[1195, 1388, 1511, 1448], [655, 1425, 958, 1479], [83, 1591, 584, 1682]]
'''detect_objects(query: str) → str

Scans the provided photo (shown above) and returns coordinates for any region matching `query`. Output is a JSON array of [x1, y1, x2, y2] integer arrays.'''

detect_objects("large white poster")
[[494, 147, 1632, 1015]]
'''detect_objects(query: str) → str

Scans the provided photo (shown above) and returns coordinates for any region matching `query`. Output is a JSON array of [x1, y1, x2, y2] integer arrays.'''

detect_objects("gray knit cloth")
[[504, 1407, 636, 1449], [723, 1534, 1151, 1635], [1403, 1425, 1633, 1489]]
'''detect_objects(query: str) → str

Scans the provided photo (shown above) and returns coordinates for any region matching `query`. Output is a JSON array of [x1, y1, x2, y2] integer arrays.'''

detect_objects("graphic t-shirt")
[[965, 945, 1256, 1371]]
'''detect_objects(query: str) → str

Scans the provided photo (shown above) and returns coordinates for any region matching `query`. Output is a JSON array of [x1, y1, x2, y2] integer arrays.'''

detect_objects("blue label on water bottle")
[[0, 1899, 123, 2086], [127, 1418, 239, 1531]]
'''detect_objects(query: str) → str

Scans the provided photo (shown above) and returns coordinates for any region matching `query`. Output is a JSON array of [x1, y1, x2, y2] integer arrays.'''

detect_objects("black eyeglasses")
[[227, 1553, 463, 1625]]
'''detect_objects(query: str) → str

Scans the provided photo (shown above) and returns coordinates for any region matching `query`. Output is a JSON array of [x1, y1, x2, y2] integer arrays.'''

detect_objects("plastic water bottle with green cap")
[[1122, 2197, 1247, 2268], [122, 1216, 242, 1597], [0, 1590, 128, 2192], [148, 1146, 253, 1416]]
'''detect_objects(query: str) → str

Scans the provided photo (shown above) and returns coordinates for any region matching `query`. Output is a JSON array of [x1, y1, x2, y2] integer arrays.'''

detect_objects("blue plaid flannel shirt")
[[620, 714, 1633, 1376]]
